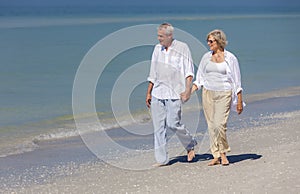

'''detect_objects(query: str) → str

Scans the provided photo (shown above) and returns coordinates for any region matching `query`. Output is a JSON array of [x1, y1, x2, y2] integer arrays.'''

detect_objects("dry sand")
[[8, 111, 300, 194]]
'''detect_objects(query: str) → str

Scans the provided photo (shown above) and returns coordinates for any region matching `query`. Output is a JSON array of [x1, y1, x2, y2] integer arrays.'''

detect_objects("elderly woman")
[[192, 29, 244, 166]]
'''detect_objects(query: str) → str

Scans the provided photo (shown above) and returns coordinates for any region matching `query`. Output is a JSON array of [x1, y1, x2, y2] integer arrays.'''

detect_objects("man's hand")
[[181, 75, 193, 103], [146, 82, 154, 108], [146, 94, 152, 108], [180, 89, 191, 103]]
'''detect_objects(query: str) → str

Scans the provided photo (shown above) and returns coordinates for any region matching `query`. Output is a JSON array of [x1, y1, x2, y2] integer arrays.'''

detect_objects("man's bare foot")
[[187, 149, 195, 162], [208, 158, 221, 166]]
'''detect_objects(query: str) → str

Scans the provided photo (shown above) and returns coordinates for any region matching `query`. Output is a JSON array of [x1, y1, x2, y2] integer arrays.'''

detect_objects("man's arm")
[[180, 75, 193, 103], [146, 82, 154, 108]]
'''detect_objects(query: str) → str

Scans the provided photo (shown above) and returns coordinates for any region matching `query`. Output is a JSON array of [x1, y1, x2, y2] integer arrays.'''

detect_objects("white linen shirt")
[[193, 50, 243, 95], [147, 39, 194, 99]]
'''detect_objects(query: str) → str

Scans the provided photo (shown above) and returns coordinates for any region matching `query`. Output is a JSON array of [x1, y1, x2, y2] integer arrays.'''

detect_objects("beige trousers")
[[202, 88, 232, 158]]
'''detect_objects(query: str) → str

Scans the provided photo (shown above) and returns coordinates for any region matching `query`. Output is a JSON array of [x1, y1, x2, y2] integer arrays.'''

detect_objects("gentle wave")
[[0, 139, 39, 158], [36, 86, 300, 140], [0, 110, 152, 157]]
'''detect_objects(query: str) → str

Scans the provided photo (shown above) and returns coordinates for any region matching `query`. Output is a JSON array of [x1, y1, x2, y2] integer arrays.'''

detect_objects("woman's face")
[[207, 35, 218, 51]]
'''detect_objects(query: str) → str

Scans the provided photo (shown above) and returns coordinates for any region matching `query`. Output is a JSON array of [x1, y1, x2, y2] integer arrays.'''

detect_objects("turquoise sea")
[[0, 5, 300, 158]]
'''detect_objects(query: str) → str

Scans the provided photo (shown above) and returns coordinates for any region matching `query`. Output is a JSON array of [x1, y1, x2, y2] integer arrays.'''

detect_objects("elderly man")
[[146, 23, 197, 166]]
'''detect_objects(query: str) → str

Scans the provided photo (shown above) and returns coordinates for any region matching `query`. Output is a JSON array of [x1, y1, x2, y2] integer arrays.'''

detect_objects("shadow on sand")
[[168, 153, 262, 165]]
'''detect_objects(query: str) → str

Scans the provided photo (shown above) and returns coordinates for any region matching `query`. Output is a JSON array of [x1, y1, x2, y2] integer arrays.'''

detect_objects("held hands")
[[180, 89, 191, 103], [181, 76, 193, 103], [181, 84, 200, 103]]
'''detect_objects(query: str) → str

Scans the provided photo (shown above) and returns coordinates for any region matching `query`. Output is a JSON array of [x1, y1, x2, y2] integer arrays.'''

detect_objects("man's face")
[[157, 29, 172, 47]]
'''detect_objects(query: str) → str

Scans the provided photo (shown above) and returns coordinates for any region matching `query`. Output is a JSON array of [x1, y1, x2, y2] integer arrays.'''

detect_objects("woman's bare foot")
[[220, 153, 229, 166], [208, 158, 221, 166]]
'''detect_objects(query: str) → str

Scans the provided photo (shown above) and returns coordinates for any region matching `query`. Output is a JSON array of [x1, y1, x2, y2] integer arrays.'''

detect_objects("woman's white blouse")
[[204, 60, 232, 91], [193, 50, 243, 95]]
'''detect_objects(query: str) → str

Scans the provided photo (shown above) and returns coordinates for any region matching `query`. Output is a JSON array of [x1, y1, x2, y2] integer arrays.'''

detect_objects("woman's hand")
[[237, 92, 243, 114], [191, 84, 198, 94], [237, 101, 243, 114]]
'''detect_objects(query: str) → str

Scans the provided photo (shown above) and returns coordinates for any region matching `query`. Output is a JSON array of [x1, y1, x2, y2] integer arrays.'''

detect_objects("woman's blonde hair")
[[207, 29, 228, 49]]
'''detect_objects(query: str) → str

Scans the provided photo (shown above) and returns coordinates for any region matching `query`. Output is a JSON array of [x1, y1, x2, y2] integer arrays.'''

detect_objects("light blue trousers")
[[151, 97, 197, 164]]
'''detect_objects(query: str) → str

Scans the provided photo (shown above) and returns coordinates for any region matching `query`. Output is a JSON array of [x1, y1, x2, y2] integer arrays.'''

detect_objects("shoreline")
[[0, 87, 300, 159]]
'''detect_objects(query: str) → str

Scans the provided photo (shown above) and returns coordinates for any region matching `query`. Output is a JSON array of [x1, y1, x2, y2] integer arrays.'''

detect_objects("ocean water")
[[0, 5, 300, 157]]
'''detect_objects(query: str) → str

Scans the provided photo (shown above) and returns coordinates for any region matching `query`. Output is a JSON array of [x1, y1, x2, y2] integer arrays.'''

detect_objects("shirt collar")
[[161, 39, 176, 51]]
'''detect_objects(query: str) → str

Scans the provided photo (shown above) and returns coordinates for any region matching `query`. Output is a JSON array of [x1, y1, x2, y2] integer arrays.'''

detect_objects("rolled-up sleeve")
[[230, 55, 243, 94], [193, 52, 209, 89], [183, 45, 194, 78], [147, 46, 157, 83]]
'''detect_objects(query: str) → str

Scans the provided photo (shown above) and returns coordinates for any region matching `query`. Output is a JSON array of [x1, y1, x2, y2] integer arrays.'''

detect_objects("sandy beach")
[[3, 108, 299, 194]]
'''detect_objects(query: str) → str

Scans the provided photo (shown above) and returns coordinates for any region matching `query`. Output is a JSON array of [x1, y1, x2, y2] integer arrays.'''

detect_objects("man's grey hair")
[[158, 23, 174, 36]]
